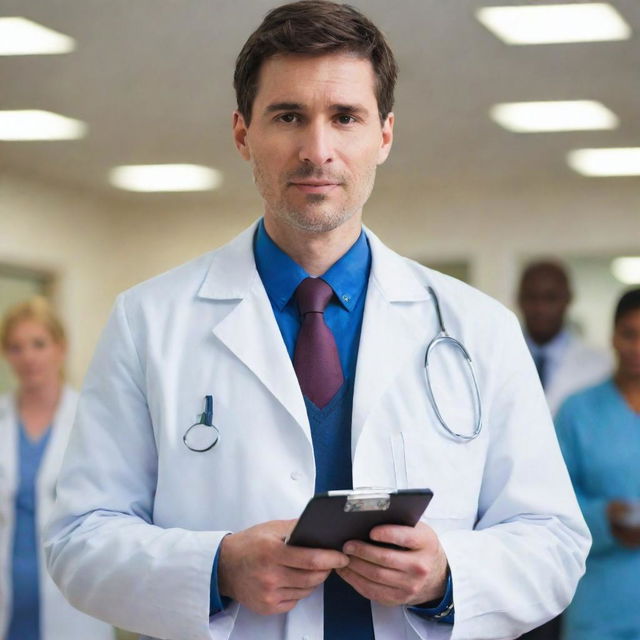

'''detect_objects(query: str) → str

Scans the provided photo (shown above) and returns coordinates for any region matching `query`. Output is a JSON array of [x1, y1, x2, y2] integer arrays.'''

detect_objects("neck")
[[264, 215, 362, 276], [529, 329, 563, 347], [19, 380, 62, 412], [614, 371, 640, 394]]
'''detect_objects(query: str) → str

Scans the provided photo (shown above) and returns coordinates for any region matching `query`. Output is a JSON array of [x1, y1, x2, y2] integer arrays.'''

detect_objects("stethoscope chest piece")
[[183, 395, 220, 452]]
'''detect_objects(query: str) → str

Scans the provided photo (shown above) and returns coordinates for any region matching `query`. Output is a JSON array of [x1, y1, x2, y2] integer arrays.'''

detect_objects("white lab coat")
[[45, 223, 590, 640], [0, 386, 114, 640], [543, 333, 611, 416]]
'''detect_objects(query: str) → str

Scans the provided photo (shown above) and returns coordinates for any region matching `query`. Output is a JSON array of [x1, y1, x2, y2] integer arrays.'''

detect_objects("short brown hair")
[[234, 0, 397, 125], [0, 296, 66, 350]]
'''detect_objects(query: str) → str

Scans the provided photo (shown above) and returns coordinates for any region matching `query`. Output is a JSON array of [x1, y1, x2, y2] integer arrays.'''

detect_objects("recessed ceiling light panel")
[[0, 17, 75, 55], [109, 164, 223, 192], [476, 3, 631, 45], [491, 100, 618, 132], [0, 110, 87, 140], [568, 148, 640, 177], [611, 257, 640, 285]]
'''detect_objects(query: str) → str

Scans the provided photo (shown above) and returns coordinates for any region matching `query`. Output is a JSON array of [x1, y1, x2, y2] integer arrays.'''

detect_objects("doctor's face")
[[233, 53, 393, 234], [3, 320, 65, 391]]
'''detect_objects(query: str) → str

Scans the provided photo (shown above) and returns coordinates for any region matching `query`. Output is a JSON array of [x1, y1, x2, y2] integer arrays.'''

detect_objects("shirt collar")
[[525, 328, 570, 361], [254, 218, 371, 312]]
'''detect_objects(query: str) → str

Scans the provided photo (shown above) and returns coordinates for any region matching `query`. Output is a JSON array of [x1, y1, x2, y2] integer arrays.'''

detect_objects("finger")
[[336, 567, 405, 607], [345, 555, 407, 589], [342, 540, 406, 569], [279, 566, 332, 589], [368, 524, 432, 551], [279, 545, 349, 571], [276, 586, 316, 601]]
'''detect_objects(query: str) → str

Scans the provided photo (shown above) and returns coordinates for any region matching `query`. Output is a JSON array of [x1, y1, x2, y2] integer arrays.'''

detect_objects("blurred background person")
[[518, 260, 611, 417], [555, 288, 640, 640], [0, 297, 114, 640], [518, 260, 612, 640]]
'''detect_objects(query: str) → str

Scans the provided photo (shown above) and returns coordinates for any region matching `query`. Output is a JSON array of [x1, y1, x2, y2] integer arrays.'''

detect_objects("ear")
[[232, 111, 251, 161], [377, 112, 394, 165]]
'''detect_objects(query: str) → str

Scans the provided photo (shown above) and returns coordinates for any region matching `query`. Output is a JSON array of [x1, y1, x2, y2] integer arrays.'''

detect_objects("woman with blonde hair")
[[0, 297, 113, 640]]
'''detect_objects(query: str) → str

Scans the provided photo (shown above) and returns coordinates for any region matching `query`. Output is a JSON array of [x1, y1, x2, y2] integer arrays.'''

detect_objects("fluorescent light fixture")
[[109, 164, 223, 192], [0, 110, 87, 140], [0, 17, 75, 55], [611, 257, 640, 285], [476, 3, 631, 45], [568, 148, 640, 177], [490, 100, 618, 132]]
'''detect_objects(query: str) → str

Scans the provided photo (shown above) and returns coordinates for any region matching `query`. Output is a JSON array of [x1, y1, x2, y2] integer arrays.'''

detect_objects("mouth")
[[289, 181, 341, 194]]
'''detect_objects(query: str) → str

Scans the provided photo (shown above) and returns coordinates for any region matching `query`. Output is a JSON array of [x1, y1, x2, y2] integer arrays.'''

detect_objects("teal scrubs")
[[555, 379, 640, 640]]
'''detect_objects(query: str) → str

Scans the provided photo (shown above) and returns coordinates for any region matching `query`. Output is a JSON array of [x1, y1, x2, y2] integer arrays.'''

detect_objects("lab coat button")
[[290, 471, 302, 481]]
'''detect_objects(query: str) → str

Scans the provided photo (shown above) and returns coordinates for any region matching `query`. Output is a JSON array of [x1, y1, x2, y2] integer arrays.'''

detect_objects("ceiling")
[[1, 0, 639, 206]]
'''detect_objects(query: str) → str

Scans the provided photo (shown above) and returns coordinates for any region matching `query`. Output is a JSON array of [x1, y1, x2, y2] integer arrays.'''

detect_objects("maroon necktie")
[[293, 277, 344, 408]]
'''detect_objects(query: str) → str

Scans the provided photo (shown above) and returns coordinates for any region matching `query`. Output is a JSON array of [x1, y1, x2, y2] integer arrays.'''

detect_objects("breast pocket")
[[390, 429, 483, 527]]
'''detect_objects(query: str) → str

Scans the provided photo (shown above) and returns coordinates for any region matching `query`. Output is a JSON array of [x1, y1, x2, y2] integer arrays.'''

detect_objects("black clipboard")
[[287, 488, 433, 550]]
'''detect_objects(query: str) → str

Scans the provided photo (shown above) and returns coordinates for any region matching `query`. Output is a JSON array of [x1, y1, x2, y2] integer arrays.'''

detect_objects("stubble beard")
[[253, 160, 377, 234]]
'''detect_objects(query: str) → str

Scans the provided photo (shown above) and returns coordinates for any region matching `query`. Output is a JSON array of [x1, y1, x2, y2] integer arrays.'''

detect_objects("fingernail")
[[344, 544, 354, 554]]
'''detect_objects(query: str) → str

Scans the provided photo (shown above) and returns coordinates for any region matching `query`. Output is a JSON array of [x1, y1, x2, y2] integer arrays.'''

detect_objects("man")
[[518, 262, 611, 640], [45, 3, 590, 639], [517, 261, 611, 417]]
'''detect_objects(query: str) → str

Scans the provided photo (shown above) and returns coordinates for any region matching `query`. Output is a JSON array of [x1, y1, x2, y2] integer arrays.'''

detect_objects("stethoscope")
[[183, 286, 483, 451], [425, 286, 483, 442]]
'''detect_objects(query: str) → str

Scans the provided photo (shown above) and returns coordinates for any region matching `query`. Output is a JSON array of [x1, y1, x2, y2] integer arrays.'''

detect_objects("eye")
[[277, 113, 299, 124], [336, 114, 356, 125]]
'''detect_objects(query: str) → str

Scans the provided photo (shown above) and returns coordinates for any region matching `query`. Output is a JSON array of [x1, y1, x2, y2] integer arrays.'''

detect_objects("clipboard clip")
[[344, 493, 391, 512]]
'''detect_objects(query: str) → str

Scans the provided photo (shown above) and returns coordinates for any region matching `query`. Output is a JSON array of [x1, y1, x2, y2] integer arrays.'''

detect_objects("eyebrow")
[[264, 102, 370, 116]]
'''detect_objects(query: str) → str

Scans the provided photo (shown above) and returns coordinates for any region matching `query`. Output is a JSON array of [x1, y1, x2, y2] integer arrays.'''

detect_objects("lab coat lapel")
[[198, 223, 311, 442], [352, 229, 433, 450]]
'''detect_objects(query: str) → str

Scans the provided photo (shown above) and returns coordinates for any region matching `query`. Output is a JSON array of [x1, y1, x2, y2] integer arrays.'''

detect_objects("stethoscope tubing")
[[425, 287, 483, 442]]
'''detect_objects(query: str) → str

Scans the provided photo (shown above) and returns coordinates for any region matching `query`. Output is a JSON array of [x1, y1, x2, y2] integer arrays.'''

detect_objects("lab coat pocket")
[[392, 430, 481, 527]]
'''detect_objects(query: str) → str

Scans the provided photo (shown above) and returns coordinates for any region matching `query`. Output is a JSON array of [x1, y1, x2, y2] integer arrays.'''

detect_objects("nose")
[[298, 121, 334, 167]]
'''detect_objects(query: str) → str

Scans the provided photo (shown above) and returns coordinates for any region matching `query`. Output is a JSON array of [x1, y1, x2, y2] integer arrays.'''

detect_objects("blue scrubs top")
[[8, 423, 52, 640], [556, 379, 640, 640]]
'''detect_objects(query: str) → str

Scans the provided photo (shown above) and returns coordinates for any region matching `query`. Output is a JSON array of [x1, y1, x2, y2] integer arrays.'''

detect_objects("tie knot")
[[295, 277, 334, 315]]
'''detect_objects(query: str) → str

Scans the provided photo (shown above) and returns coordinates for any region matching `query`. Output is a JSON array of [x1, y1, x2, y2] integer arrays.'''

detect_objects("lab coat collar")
[[364, 227, 431, 303], [197, 222, 261, 300]]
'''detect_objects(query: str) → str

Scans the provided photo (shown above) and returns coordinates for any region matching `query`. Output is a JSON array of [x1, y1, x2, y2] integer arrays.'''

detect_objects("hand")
[[336, 521, 448, 606], [218, 519, 349, 615], [608, 501, 640, 548]]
